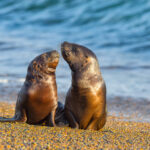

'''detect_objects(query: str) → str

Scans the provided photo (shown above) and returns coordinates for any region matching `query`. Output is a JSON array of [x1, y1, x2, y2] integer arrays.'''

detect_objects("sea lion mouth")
[[47, 51, 59, 65], [48, 57, 59, 70], [47, 68, 56, 72]]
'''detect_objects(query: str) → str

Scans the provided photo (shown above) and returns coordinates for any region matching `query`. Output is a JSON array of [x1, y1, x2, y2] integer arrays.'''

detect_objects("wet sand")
[[1, 89, 150, 122], [0, 102, 150, 149]]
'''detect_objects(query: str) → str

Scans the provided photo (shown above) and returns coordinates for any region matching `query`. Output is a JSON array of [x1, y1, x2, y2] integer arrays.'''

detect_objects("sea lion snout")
[[61, 42, 72, 60], [40, 51, 59, 63], [48, 50, 60, 59], [61, 41, 72, 52], [45, 51, 60, 64], [61, 41, 70, 48], [46, 51, 60, 69]]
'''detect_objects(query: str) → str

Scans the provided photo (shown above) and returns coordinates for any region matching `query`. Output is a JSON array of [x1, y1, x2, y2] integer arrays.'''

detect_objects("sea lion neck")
[[71, 70, 102, 89], [26, 69, 55, 83]]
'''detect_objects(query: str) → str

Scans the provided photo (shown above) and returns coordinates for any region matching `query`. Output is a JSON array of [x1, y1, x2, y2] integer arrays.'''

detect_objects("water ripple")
[[0, 0, 150, 100]]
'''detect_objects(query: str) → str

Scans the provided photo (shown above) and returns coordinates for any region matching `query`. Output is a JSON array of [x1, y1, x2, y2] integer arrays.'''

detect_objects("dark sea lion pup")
[[61, 42, 107, 130], [0, 51, 59, 126]]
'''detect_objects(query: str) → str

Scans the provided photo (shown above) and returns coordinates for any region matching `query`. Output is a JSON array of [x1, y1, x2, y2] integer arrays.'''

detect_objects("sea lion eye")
[[65, 51, 71, 57], [72, 47, 76, 51], [73, 48, 79, 55]]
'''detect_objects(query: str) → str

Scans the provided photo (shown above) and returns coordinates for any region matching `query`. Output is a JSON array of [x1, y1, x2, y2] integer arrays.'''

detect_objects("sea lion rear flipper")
[[0, 108, 27, 122], [0, 92, 27, 123], [0, 117, 17, 122], [55, 102, 69, 126], [65, 109, 79, 129]]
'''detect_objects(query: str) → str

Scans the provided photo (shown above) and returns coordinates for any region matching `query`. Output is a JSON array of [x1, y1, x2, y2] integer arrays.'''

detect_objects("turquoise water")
[[0, 0, 150, 104]]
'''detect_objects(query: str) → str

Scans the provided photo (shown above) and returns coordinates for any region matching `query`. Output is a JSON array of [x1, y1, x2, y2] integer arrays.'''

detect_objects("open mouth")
[[48, 60, 59, 69]]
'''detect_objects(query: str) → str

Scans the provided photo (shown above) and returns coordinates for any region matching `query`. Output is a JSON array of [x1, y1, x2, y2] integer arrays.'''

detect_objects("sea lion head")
[[28, 50, 59, 75], [61, 41, 99, 73]]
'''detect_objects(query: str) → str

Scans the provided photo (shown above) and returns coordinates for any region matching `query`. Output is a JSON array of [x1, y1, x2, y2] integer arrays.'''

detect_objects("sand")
[[0, 102, 150, 150]]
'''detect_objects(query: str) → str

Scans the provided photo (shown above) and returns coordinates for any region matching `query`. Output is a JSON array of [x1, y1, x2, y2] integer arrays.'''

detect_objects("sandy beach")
[[0, 102, 149, 149], [1, 0, 150, 149]]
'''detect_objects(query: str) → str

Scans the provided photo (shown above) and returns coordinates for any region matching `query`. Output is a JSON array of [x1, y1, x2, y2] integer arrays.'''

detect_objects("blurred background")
[[0, 0, 150, 121]]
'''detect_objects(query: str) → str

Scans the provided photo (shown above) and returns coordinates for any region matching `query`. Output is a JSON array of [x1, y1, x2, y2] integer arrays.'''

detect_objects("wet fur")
[[61, 42, 107, 130], [0, 51, 59, 126]]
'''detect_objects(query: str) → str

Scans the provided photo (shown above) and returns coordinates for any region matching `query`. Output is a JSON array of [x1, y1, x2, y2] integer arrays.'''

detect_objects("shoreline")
[[0, 102, 149, 149], [1, 92, 150, 123]]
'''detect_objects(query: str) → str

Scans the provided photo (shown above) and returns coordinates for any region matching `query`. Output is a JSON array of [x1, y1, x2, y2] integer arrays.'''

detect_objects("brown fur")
[[0, 51, 59, 126], [61, 42, 107, 130]]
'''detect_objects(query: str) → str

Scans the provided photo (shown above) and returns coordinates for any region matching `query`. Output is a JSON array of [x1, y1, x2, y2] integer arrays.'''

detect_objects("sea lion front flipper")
[[97, 112, 107, 130], [46, 105, 57, 127], [65, 109, 79, 129], [86, 112, 107, 130], [86, 117, 98, 130]]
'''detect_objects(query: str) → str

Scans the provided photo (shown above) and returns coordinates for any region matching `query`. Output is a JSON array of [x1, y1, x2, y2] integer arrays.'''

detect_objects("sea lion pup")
[[0, 51, 59, 126], [61, 42, 107, 130]]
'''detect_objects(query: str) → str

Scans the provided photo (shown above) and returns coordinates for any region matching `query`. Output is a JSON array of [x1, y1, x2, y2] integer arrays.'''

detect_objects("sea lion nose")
[[62, 41, 69, 45], [49, 50, 60, 58], [61, 41, 71, 50]]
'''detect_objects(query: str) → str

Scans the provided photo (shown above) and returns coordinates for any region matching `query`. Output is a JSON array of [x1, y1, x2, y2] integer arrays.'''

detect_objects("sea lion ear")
[[32, 61, 37, 68], [85, 55, 88, 58], [72, 47, 76, 51], [41, 53, 47, 59], [33, 61, 36, 65], [43, 53, 47, 57]]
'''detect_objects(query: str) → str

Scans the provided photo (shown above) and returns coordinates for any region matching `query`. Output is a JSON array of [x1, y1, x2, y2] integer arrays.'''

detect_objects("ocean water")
[[0, 0, 150, 121]]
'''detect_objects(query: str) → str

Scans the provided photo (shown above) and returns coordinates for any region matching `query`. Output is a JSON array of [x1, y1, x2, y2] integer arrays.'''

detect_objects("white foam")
[[0, 79, 8, 83], [18, 78, 25, 82]]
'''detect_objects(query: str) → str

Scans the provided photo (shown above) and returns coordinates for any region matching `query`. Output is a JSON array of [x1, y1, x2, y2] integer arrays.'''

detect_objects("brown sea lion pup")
[[0, 51, 59, 126], [61, 42, 107, 130]]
